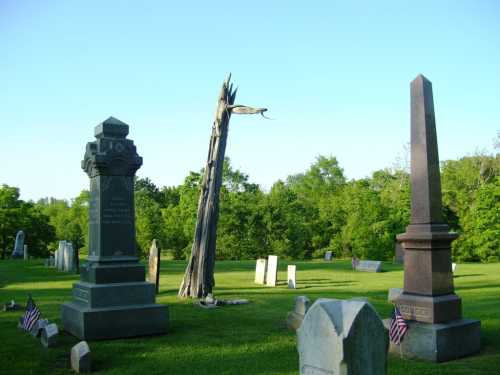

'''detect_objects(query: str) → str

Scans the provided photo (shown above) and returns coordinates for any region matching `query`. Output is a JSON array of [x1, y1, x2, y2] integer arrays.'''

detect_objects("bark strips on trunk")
[[178, 76, 237, 298]]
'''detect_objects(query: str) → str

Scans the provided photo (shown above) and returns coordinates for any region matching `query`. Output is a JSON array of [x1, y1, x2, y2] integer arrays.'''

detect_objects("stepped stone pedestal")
[[392, 76, 480, 362], [61, 117, 168, 340]]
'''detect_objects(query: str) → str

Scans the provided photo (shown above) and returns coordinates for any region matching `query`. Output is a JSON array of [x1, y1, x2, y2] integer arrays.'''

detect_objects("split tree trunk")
[[178, 76, 237, 298]]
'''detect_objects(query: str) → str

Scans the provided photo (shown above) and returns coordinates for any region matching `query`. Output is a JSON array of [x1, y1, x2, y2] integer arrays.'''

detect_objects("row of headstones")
[[286, 295, 388, 374], [20, 319, 90, 372], [254, 256, 297, 289], [45, 240, 78, 273]]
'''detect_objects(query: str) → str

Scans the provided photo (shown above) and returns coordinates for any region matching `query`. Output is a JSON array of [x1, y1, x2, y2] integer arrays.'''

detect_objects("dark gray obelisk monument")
[[393, 75, 480, 361], [61, 117, 168, 340]]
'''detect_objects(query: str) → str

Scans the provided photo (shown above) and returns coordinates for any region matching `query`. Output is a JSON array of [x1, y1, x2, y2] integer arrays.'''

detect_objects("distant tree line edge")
[[1, 150, 499, 263]]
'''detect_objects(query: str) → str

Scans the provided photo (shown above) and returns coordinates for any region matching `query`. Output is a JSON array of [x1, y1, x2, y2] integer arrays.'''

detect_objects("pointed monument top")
[[412, 74, 433, 89], [102, 116, 129, 126], [409, 73, 443, 224], [95, 116, 129, 139]]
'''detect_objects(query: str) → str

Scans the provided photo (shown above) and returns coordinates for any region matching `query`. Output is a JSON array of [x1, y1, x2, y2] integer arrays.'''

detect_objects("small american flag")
[[21, 295, 41, 332], [389, 306, 408, 344]]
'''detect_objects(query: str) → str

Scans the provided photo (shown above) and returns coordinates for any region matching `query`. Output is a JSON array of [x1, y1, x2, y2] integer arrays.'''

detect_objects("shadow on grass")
[[453, 274, 486, 278]]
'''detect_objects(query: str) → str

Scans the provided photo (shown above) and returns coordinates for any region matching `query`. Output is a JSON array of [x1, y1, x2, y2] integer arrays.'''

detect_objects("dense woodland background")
[[1, 144, 499, 263]]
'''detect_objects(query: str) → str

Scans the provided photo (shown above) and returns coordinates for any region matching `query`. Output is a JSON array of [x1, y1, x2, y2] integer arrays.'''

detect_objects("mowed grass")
[[1, 259, 499, 375]]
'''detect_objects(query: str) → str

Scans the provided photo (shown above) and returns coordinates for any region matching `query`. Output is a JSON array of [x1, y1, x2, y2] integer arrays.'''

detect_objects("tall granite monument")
[[61, 117, 168, 340], [394, 75, 480, 361]]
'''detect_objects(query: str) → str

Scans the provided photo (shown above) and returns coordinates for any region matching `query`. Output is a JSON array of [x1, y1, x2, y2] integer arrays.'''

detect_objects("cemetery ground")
[[1, 260, 499, 375]]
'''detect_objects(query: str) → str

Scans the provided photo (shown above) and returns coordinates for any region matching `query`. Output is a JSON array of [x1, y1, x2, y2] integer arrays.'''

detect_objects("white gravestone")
[[288, 265, 297, 289], [286, 296, 311, 331], [65, 242, 76, 272], [41, 323, 59, 348], [71, 341, 91, 373], [254, 259, 267, 285], [387, 288, 403, 303], [452, 262, 457, 273], [297, 298, 388, 375], [355, 260, 382, 273], [30, 318, 48, 338], [54, 249, 59, 269], [324, 251, 333, 261], [266, 255, 278, 287], [56, 241, 66, 271]]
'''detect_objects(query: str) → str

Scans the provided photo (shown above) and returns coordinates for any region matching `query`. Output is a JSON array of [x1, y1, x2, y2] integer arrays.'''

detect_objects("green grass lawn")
[[1, 259, 499, 374]]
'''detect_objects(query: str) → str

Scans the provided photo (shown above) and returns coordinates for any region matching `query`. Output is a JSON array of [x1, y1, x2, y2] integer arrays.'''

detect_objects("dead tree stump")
[[178, 75, 267, 298]]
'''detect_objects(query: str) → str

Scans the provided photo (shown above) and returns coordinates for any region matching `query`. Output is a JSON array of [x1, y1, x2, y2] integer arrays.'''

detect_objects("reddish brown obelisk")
[[396, 75, 461, 323], [392, 75, 480, 363]]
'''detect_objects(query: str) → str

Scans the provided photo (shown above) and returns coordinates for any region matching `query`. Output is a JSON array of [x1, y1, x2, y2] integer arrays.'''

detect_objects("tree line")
[[1, 151, 499, 262]]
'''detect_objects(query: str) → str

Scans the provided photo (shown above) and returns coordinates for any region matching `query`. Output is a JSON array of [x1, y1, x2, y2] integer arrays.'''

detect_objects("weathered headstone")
[[394, 242, 404, 264], [56, 240, 66, 271], [30, 318, 49, 338], [286, 295, 310, 331], [64, 242, 77, 273], [54, 248, 59, 269], [71, 341, 91, 373], [11, 230, 25, 259], [287, 265, 296, 289], [23, 245, 28, 260], [355, 260, 382, 272], [254, 258, 267, 285], [324, 251, 333, 261], [61, 117, 168, 340], [297, 298, 388, 375], [148, 239, 161, 294], [40, 323, 58, 348], [266, 255, 278, 287], [394, 75, 480, 362], [452, 262, 457, 273], [388, 288, 403, 303]]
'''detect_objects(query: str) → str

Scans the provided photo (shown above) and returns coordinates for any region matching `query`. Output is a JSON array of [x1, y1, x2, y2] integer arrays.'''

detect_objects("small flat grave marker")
[[356, 260, 382, 273]]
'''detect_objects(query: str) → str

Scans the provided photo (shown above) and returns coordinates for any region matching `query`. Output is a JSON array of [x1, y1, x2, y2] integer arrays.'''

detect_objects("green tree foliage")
[[135, 187, 164, 258], [0, 184, 55, 259], [37, 191, 89, 254], [442, 153, 500, 261], [3, 145, 498, 262]]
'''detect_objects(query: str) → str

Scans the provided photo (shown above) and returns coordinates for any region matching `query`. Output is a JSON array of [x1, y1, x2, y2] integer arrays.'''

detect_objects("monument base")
[[396, 292, 462, 323], [61, 301, 168, 340], [384, 318, 480, 362]]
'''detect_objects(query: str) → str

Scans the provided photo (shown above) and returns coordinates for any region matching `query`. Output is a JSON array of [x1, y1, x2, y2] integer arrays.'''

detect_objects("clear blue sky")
[[1, 1, 499, 201]]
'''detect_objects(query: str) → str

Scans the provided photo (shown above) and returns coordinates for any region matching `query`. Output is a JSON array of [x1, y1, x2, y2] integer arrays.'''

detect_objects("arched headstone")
[[297, 298, 388, 375]]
